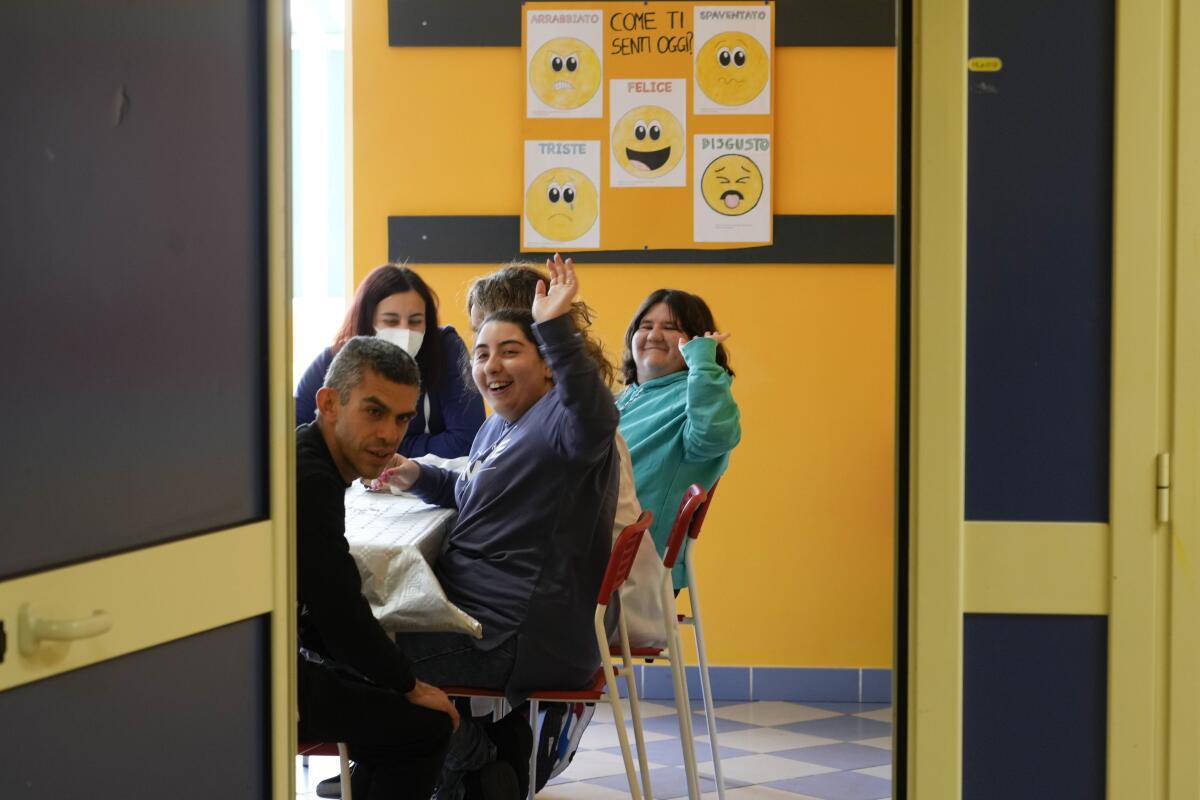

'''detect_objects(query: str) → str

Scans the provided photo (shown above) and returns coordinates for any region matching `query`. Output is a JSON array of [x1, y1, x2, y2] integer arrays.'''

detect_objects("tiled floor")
[[296, 700, 893, 800]]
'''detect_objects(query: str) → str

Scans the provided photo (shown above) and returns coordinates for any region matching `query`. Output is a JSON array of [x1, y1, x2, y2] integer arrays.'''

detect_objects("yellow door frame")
[[1167, 0, 1200, 795], [906, 1, 967, 797], [267, 0, 298, 795]]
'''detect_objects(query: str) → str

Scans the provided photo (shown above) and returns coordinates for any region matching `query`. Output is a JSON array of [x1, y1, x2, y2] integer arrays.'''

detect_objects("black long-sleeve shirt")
[[296, 422, 416, 694]]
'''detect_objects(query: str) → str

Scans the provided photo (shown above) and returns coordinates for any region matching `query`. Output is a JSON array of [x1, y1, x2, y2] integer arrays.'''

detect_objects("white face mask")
[[375, 327, 424, 357]]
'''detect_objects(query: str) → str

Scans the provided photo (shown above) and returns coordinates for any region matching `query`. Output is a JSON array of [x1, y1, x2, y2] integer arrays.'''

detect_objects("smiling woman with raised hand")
[[617, 289, 741, 591], [378, 254, 620, 797]]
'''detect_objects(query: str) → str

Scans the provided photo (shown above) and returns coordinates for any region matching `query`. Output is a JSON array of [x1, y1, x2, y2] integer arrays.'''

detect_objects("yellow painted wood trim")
[[908, 1, 967, 797], [1168, 0, 1200, 796], [0, 523, 273, 692], [266, 0, 296, 795], [963, 523, 1108, 614], [1109, 0, 1175, 796]]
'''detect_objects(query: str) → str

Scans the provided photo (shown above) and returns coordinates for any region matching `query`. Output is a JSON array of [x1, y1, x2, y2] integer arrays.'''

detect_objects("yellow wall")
[[351, 2, 895, 667]]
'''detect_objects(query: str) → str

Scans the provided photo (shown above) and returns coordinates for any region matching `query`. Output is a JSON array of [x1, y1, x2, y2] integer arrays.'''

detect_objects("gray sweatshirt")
[[411, 314, 619, 700]]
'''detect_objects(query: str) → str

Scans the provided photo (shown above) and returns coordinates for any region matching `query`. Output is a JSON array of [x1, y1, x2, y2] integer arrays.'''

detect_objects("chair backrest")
[[687, 479, 719, 541], [596, 511, 653, 605], [662, 484, 707, 569]]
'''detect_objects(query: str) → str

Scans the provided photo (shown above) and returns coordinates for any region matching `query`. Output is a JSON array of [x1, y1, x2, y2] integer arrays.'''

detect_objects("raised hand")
[[531, 253, 579, 323], [677, 330, 732, 354]]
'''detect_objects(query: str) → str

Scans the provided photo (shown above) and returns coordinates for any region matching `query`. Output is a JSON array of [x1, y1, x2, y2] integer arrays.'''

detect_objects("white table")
[[343, 484, 482, 638]]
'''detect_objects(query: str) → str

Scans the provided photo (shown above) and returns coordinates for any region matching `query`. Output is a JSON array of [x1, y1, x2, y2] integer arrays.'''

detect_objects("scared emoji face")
[[529, 38, 602, 110], [526, 167, 598, 242], [701, 154, 764, 216], [695, 32, 769, 107], [612, 105, 684, 178]]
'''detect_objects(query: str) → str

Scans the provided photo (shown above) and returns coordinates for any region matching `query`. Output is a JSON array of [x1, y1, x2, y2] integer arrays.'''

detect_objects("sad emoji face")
[[700, 154, 764, 216], [526, 167, 598, 242], [696, 32, 769, 107], [612, 105, 684, 179], [529, 38, 602, 110]]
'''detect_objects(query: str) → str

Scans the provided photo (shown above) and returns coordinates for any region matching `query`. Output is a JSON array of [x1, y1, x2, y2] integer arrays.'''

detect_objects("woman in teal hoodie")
[[616, 289, 741, 590]]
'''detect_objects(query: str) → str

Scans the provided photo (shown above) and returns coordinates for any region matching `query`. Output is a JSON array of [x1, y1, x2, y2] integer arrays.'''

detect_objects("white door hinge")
[[1157, 452, 1171, 524]]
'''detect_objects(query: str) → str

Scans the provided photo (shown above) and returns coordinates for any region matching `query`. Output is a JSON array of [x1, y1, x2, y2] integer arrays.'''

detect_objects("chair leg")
[[619, 612, 655, 800], [686, 551, 725, 800], [527, 699, 539, 800], [661, 578, 701, 800], [595, 616, 644, 800], [337, 743, 353, 800]]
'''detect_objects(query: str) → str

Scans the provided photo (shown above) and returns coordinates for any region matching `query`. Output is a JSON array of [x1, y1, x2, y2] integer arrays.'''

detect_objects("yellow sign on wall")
[[522, 2, 776, 251]]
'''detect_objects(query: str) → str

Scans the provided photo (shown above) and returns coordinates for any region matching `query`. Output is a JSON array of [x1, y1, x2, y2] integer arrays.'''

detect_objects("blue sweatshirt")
[[410, 314, 619, 701], [617, 336, 741, 589], [294, 325, 484, 458]]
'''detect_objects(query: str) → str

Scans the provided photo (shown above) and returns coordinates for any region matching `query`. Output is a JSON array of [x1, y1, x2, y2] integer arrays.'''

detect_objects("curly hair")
[[466, 261, 614, 386]]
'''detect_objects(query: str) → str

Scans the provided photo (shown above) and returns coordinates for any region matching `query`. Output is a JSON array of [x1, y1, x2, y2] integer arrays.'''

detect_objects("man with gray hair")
[[296, 336, 460, 800]]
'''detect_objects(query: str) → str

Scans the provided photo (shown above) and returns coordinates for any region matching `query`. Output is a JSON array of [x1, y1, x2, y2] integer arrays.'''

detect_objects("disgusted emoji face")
[[612, 105, 684, 179], [695, 32, 769, 107], [700, 154, 764, 216], [525, 167, 598, 242], [529, 37, 602, 110]]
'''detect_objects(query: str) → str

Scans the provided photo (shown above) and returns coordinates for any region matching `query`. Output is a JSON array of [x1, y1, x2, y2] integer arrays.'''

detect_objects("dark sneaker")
[[316, 768, 349, 799], [486, 711, 534, 798]]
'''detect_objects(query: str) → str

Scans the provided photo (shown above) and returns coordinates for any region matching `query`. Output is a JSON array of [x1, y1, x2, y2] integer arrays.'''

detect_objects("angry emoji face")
[[700, 154, 764, 216], [529, 37, 602, 110], [695, 32, 769, 107], [526, 167, 599, 241], [612, 105, 684, 178]]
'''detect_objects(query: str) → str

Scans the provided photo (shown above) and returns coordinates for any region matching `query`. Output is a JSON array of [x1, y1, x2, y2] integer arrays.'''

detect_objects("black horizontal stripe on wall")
[[388, 0, 896, 48], [388, 214, 894, 264]]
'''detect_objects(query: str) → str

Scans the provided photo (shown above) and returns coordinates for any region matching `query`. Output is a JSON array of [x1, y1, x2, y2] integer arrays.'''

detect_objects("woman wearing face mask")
[[617, 289, 741, 591], [380, 256, 618, 797], [294, 263, 485, 458]]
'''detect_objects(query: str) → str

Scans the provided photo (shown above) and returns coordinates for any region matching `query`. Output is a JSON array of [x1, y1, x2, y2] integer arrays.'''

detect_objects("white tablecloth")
[[343, 485, 481, 638]]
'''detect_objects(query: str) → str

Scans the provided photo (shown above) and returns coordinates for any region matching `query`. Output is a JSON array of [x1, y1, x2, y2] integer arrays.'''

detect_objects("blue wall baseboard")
[[631, 666, 892, 704]]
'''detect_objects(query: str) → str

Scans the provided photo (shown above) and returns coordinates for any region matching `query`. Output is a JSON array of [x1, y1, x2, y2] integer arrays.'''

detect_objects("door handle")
[[18, 603, 113, 656]]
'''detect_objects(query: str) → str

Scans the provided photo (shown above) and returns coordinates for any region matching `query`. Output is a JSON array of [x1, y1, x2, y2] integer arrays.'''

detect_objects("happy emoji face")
[[526, 167, 598, 241], [701, 154, 764, 216], [529, 38, 602, 110], [696, 32, 769, 107], [612, 105, 684, 178]]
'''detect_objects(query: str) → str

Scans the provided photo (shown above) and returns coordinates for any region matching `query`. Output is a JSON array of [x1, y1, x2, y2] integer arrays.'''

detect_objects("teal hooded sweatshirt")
[[616, 336, 741, 589]]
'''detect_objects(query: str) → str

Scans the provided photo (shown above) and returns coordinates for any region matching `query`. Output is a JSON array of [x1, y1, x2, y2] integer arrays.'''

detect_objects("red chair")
[[298, 741, 352, 800], [440, 511, 655, 800], [618, 482, 725, 800]]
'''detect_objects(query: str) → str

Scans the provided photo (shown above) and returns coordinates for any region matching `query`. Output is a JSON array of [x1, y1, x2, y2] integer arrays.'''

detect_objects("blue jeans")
[[393, 632, 518, 800]]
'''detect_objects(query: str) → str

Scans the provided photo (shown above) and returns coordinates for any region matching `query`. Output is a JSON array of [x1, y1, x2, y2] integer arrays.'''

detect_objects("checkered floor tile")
[[296, 701, 893, 800], [542, 700, 892, 800]]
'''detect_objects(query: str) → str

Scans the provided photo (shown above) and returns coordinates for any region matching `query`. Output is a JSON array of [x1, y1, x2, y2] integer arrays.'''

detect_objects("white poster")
[[524, 140, 602, 249], [693, 134, 771, 243], [692, 5, 772, 116], [526, 9, 605, 118], [608, 78, 688, 188]]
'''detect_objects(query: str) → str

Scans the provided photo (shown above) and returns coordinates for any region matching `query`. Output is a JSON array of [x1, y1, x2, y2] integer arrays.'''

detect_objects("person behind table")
[[296, 335, 461, 800], [617, 289, 741, 590], [383, 256, 619, 797], [295, 263, 484, 458]]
